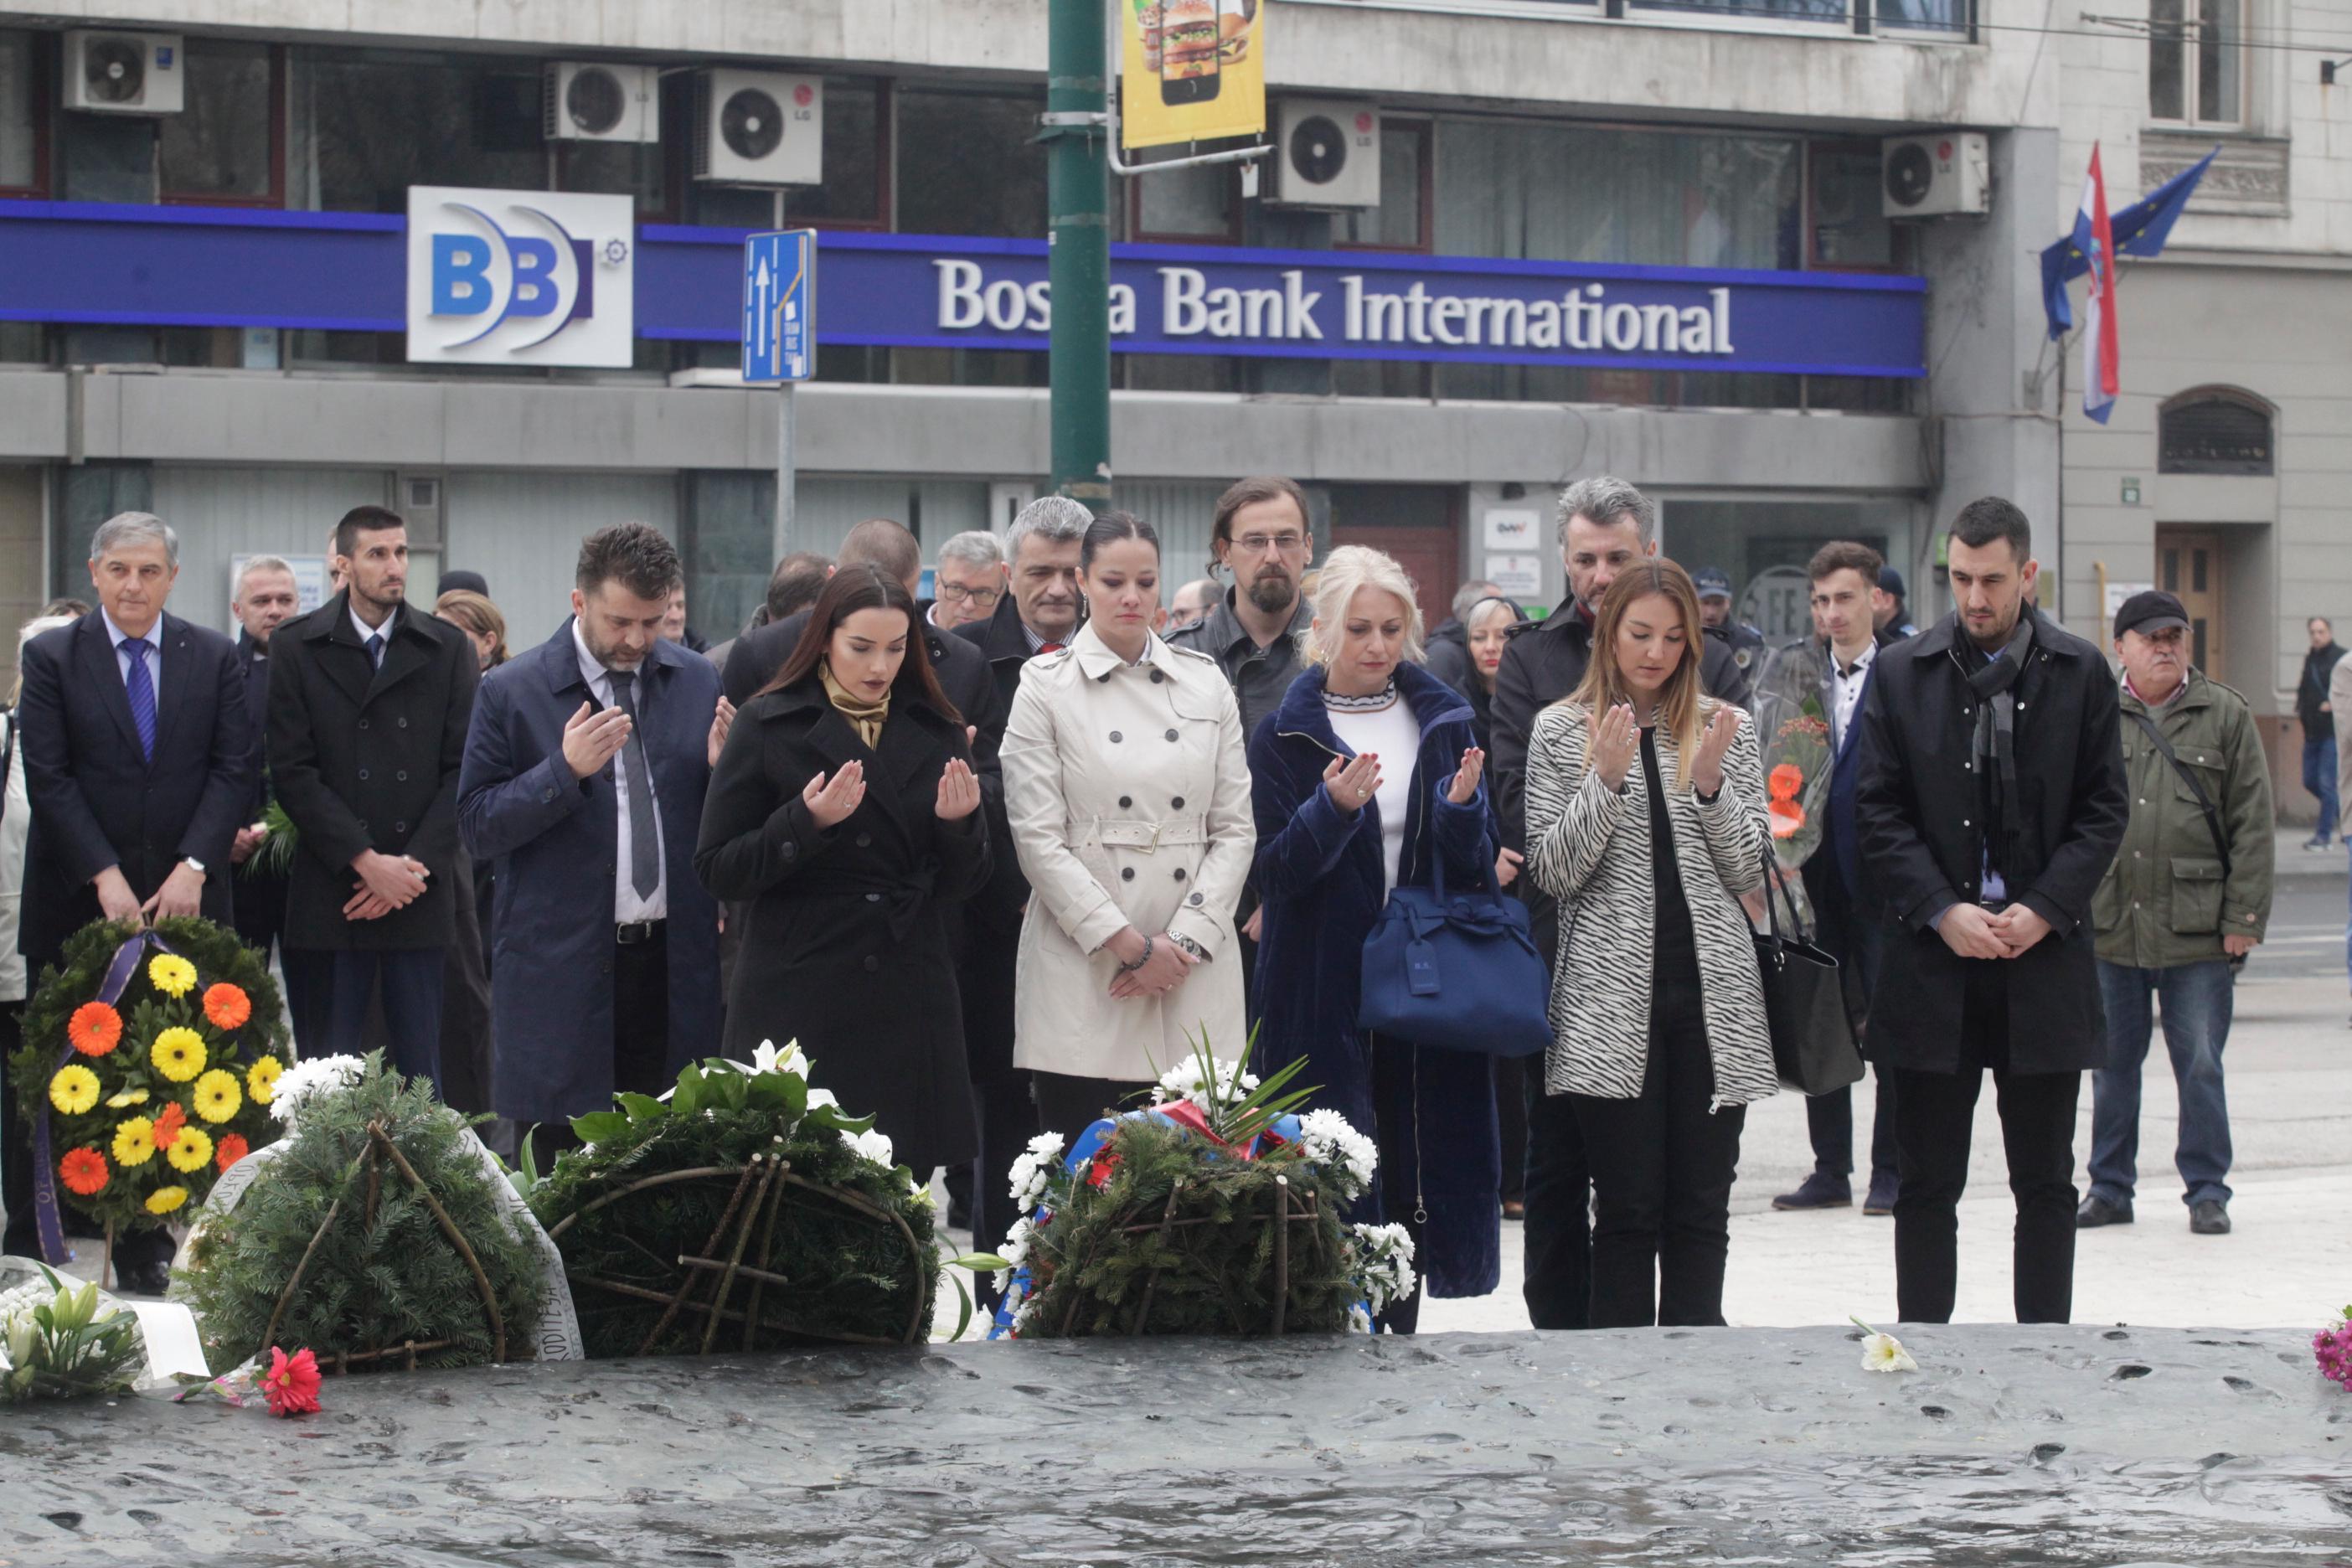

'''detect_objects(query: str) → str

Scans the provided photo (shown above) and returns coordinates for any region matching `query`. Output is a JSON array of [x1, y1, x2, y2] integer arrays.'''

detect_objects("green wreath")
[[12, 916, 291, 1240]]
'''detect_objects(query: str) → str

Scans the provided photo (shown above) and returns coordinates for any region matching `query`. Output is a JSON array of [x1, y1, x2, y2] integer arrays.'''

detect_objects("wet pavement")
[[3, 1324, 2348, 1567]]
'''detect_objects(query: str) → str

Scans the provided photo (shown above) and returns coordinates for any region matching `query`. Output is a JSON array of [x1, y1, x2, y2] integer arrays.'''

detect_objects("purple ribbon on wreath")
[[28, 927, 182, 1265]]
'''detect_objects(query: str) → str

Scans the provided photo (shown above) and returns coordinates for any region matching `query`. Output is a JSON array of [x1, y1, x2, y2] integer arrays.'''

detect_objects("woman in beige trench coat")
[[1000, 511, 1256, 1142]]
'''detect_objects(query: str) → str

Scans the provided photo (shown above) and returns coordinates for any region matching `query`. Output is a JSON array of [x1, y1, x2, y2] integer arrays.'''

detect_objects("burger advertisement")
[[1122, 0, 1266, 151]]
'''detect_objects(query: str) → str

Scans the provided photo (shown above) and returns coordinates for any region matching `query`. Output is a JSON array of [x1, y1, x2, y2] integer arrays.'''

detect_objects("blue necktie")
[[365, 632, 384, 670], [123, 640, 156, 762]]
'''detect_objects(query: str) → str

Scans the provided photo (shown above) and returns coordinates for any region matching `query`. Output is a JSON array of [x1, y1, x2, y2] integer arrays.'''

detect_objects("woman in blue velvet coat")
[[1248, 546, 1504, 1330]]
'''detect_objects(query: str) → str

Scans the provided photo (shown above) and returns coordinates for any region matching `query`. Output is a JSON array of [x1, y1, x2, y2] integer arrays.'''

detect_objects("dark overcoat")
[[1247, 661, 1503, 1300], [955, 593, 1039, 1075], [230, 628, 291, 957], [457, 623, 724, 1125], [1854, 610, 2128, 1074], [16, 610, 253, 971], [694, 673, 990, 1174], [266, 593, 478, 951]]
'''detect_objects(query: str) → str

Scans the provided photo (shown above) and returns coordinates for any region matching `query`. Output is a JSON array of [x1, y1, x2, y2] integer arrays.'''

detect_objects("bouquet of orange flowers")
[[1751, 642, 1835, 872], [11, 918, 289, 1261]]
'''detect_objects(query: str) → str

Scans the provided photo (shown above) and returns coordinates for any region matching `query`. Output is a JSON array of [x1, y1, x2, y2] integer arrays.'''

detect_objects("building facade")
[[0, 1, 2337, 809]]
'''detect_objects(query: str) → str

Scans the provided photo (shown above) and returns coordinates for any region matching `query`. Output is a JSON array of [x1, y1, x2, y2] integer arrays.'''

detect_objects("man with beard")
[[1167, 475, 1319, 987], [1488, 475, 1752, 1331], [269, 505, 479, 1080]]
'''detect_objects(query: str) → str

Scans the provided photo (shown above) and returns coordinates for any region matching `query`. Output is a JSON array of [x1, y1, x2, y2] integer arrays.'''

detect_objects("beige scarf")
[[819, 662, 890, 748]]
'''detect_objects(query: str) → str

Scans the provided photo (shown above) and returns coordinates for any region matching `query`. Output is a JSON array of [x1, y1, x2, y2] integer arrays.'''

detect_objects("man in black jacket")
[[1488, 475, 1751, 1332], [2298, 616, 2343, 851], [15, 513, 255, 1285], [269, 505, 479, 1083], [1854, 496, 2128, 1324]]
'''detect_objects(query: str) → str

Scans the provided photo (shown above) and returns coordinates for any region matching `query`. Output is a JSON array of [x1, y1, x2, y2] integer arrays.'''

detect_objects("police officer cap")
[[2113, 589, 2190, 640], [1692, 566, 1733, 601], [1877, 565, 1906, 601]]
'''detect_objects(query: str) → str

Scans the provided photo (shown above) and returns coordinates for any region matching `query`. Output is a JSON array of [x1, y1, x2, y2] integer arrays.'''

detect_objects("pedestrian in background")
[[2080, 590, 2271, 1238], [435, 589, 509, 673], [1250, 546, 1502, 1331], [1854, 498, 2128, 1325], [2297, 616, 2342, 851], [268, 505, 478, 1082], [1422, 578, 1505, 699], [1873, 565, 1918, 639], [696, 565, 988, 1179], [1524, 559, 1772, 1328], [0, 612, 75, 1261], [1165, 578, 1217, 632], [1694, 565, 1767, 685], [1003, 512, 1255, 1144], [228, 555, 324, 1036], [927, 530, 1008, 633]]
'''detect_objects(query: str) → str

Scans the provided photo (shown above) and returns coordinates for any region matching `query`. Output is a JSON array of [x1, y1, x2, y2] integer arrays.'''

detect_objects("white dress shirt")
[[572, 620, 668, 921], [1828, 637, 1877, 754], [101, 606, 162, 689], [349, 600, 397, 664]]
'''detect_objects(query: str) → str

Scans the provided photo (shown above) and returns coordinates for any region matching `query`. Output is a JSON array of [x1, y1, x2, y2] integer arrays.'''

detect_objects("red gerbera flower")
[[59, 1147, 110, 1196], [151, 1101, 188, 1155], [68, 1002, 122, 1058], [201, 983, 252, 1031], [214, 1132, 250, 1173], [263, 1346, 322, 1416]]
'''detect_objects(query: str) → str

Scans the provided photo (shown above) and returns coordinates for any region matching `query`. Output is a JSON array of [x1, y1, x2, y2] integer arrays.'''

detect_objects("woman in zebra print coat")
[[1524, 560, 1777, 1328]]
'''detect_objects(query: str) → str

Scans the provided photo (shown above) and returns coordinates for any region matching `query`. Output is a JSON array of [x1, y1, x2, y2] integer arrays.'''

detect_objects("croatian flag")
[[2076, 145, 2120, 426]]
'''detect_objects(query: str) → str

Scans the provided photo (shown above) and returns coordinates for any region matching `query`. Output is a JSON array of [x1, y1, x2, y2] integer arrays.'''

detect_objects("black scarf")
[[1953, 613, 2036, 882]]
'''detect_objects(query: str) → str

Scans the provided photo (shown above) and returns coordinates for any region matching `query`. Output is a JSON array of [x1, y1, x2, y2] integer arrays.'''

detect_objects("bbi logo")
[[405, 188, 635, 368]]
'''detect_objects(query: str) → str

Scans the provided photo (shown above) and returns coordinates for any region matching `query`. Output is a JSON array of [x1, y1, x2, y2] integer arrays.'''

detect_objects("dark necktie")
[[123, 641, 156, 761], [365, 632, 384, 670], [606, 669, 660, 902]]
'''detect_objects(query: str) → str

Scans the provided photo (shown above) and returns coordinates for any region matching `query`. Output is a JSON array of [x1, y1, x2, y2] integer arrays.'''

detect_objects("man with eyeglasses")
[[928, 531, 1008, 632]]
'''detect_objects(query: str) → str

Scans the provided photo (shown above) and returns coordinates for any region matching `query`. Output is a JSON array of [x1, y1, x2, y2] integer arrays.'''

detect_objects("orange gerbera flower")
[[151, 1100, 188, 1155], [59, 1147, 110, 1196], [1767, 763, 1804, 802], [214, 1132, 250, 1173], [202, 983, 252, 1031], [1768, 799, 1807, 839], [68, 1001, 123, 1057]]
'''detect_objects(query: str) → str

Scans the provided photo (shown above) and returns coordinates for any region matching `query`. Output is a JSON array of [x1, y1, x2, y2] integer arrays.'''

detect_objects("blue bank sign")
[[0, 199, 1925, 379]]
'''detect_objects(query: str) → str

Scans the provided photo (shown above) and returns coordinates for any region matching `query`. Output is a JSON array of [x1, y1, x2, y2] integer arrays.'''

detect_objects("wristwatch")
[[182, 858, 207, 877], [1165, 931, 1210, 963]]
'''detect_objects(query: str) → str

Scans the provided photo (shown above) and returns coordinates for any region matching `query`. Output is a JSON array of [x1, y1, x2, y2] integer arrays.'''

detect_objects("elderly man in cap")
[[2079, 589, 2271, 1238]]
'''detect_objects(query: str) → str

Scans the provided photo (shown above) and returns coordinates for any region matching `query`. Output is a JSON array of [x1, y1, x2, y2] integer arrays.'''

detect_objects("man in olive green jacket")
[[2081, 591, 2273, 1237]]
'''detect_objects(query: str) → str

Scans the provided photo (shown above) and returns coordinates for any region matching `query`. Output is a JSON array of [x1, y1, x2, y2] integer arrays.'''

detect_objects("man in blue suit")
[[459, 524, 731, 1159], [1772, 541, 1901, 1215]]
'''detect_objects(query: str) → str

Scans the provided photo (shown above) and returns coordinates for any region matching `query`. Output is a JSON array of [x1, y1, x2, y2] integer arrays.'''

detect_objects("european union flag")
[[2040, 146, 2218, 340]]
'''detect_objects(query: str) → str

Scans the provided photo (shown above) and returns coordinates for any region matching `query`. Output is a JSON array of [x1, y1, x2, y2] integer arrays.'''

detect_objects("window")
[[2159, 388, 2272, 474], [0, 28, 44, 195], [159, 40, 281, 204], [1630, 0, 1845, 19], [1875, 0, 1970, 30], [292, 48, 545, 212], [1808, 142, 1899, 270], [1132, 160, 1240, 244], [2150, 0, 2241, 126], [1337, 121, 1430, 252], [785, 78, 888, 229], [895, 88, 1047, 239]]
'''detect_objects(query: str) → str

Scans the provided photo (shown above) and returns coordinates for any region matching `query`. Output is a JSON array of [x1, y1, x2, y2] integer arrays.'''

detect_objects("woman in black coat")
[[695, 565, 990, 1177]]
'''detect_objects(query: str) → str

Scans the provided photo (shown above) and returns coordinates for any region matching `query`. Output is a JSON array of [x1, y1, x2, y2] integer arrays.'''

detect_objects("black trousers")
[[1495, 1054, 1531, 1204], [1806, 1064, 1900, 1182], [1521, 1070, 1592, 1329], [328, 948, 446, 1088], [1031, 1071, 1152, 1151], [0, 1001, 35, 1256], [967, 1071, 1038, 1294], [532, 928, 673, 1168], [1570, 977, 1746, 1329], [1891, 959, 2081, 1325]]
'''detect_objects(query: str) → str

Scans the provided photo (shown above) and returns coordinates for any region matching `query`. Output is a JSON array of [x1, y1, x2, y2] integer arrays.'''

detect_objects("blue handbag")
[[1358, 848, 1553, 1058]]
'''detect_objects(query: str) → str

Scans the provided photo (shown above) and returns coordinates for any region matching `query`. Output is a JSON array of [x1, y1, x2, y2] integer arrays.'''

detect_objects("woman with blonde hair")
[[1523, 558, 1774, 1328], [1249, 545, 1503, 1329], [434, 589, 508, 672]]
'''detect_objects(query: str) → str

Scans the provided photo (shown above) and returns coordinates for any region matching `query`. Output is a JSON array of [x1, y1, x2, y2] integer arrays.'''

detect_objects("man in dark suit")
[[1855, 497, 2128, 1324], [1765, 541, 1901, 1216], [15, 511, 255, 1284], [268, 505, 478, 1084], [462, 524, 730, 1162], [1488, 476, 1751, 1333]]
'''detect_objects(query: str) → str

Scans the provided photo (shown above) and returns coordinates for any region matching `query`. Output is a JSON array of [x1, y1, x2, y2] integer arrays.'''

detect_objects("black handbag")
[[1752, 849, 1865, 1096]]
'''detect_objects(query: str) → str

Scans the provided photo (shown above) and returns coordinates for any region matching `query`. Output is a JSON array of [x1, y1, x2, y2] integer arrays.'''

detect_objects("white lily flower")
[[1852, 1318, 1917, 1372]]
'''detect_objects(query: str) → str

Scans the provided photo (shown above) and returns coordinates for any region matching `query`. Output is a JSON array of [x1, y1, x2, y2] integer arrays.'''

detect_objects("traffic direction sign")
[[742, 230, 815, 383]]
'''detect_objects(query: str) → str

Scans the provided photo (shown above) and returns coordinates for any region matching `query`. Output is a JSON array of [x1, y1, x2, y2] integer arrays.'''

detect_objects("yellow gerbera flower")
[[192, 1068, 242, 1124], [147, 952, 199, 998], [166, 1126, 214, 1173], [246, 1055, 283, 1104], [151, 1027, 208, 1083], [145, 1185, 188, 1216], [106, 1087, 150, 1109], [112, 1117, 157, 1168], [49, 1064, 101, 1116]]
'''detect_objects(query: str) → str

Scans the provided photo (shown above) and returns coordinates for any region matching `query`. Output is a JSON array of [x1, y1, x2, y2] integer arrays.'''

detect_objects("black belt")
[[616, 919, 665, 946]]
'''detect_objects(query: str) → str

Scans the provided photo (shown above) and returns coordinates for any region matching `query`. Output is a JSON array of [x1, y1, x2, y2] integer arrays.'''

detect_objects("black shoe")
[[2190, 1199, 2231, 1235], [115, 1260, 171, 1297], [1863, 1172, 1898, 1215], [1771, 1172, 1853, 1210], [2076, 1194, 2133, 1228], [2304, 836, 2334, 852]]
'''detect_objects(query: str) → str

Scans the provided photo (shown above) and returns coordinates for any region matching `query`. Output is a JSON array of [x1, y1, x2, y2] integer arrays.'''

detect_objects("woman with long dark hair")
[[695, 564, 989, 1176], [1523, 559, 1775, 1328]]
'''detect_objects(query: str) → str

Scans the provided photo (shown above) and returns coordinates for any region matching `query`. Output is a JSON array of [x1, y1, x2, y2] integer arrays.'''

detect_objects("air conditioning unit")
[[64, 30, 183, 115], [1881, 132, 1990, 218], [544, 62, 658, 144], [1268, 99, 1380, 209], [692, 70, 823, 186]]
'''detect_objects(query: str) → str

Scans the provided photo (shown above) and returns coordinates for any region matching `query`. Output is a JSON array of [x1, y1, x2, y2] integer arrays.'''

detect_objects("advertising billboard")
[[1122, 0, 1267, 152]]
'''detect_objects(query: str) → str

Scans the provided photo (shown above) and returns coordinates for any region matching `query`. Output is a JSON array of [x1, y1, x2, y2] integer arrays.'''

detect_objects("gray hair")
[[90, 511, 179, 569], [1449, 579, 1504, 622], [1005, 495, 1093, 556], [1555, 476, 1655, 549], [936, 530, 1005, 570], [235, 554, 296, 596]]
